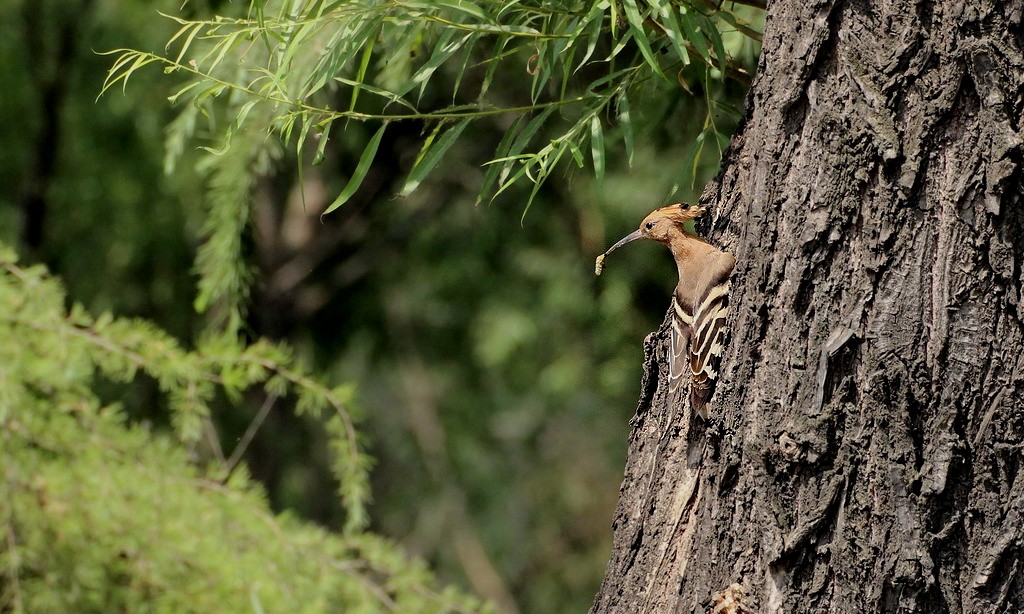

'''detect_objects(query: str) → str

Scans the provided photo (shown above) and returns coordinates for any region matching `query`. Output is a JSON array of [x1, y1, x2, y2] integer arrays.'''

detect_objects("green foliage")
[[0, 246, 490, 612], [104, 0, 762, 206], [102, 0, 762, 333], [0, 248, 369, 530], [192, 130, 263, 334], [0, 0, 762, 610]]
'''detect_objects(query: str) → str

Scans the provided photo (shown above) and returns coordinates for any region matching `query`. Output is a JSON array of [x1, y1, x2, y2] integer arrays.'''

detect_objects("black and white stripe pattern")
[[689, 280, 730, 418], [669, 277, 730, 419], [668, 295, 693, 399]]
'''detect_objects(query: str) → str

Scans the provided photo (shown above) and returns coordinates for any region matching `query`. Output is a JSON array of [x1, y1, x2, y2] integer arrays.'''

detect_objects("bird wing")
[[688, 272, 731, 419], [668, 294, 693, 399]]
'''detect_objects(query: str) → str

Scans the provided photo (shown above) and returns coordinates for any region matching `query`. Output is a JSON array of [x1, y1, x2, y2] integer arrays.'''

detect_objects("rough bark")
[[592, 1, 1024, 612]]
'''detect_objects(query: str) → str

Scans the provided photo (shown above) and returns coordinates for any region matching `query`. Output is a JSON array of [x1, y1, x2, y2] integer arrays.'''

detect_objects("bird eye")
[[645, 222, 654, 230]]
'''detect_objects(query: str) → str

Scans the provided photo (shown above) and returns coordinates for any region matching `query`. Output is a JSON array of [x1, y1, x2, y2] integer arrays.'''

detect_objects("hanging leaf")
[[477, 115, 523, 205], [649, 0, 690, 67], [348, 29, 377, 113], [322, 123, 387, 217], [701, 14, 729, 76], [622, 0, 667, 81], [590, 115, 605, 184], [400, 119, 471, 196], [617, 91, 635, 167], [313, 119, 334, 166], [679, 8, 711, 64], [681, 126, 709, 190], [573, 4, 605, 73]]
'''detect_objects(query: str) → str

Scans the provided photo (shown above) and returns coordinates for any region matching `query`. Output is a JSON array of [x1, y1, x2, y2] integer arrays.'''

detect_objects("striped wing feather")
[[668, 295, 693, 398], [688, 281, 730, 419]]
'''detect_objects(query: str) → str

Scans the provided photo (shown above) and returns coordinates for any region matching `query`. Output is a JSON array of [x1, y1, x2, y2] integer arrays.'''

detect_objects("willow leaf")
[[400, 119, 470, 196], [322, 123, 387, 217], [621, 0, 666, 80], [590, 115, 605, 183]]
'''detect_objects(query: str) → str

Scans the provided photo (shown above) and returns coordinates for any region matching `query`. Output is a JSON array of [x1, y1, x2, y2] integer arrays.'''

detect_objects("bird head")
[[595, 203, 707, 275]]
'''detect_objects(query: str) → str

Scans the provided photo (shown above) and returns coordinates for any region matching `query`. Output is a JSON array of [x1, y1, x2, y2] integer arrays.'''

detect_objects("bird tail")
[[690, 384, 711, 420], [671, 362, 712, 420]]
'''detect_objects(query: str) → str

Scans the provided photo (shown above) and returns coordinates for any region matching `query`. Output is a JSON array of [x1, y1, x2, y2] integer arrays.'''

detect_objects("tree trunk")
[[592, 1, 1024, 612]]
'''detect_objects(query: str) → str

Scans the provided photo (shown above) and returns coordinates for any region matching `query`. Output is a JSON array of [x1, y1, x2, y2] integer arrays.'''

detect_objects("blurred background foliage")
[[1, 0, 760, 611]]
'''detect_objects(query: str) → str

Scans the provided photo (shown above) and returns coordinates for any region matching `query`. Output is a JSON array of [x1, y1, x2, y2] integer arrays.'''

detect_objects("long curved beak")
[[595, 229, 644, 276], [604, 229, 644, 256]]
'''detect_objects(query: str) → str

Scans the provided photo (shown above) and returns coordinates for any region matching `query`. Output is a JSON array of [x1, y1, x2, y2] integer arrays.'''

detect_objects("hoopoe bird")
[[595, 203, 735, 419]]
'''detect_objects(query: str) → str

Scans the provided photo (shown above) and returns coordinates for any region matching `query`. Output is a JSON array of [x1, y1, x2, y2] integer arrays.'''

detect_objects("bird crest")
[[643, 203, 707, 234]]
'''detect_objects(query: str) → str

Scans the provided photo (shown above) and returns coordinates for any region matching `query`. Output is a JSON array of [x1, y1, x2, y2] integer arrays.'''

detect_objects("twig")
[[222, 394, 278, 480]]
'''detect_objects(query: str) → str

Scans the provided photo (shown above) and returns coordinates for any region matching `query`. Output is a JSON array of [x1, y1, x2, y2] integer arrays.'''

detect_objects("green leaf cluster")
[[104, 0, 762, 209], [100, 0, 762, 337], [0, 247, 489, 613]]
